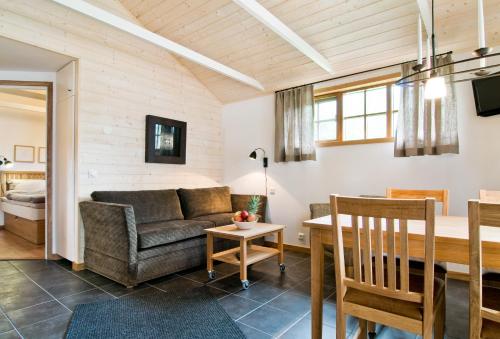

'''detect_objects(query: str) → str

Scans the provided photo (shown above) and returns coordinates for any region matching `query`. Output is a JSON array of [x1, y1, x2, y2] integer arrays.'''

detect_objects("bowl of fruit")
[[232, 196, 261, 230]]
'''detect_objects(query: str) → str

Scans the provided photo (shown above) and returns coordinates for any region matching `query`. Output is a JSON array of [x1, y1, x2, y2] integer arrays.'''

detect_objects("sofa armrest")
[[79, 201, 138, 264], [231, 194, 267, 222]]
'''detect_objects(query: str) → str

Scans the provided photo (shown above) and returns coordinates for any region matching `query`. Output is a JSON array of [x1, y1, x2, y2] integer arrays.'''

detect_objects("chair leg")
[[357, 319, 367, 339], [435, 297, 446, 339], [368, 321, 376, 337], [337, 311, 347, 339]]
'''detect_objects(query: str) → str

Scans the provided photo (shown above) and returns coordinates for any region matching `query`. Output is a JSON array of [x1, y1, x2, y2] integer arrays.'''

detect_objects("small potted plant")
[[232, 196, 261, 230]]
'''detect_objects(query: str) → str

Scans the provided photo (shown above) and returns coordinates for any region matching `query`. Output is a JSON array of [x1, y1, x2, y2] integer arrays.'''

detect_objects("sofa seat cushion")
[[177, 186, 232, 219], [91, 190, 184, 224], [343, 274, 445, 321], [136, 220, 213, 249], [192, 213, 234, 226]]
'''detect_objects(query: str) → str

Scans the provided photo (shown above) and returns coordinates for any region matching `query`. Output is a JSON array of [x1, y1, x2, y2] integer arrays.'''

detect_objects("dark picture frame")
[[145, 115, 186, 164]]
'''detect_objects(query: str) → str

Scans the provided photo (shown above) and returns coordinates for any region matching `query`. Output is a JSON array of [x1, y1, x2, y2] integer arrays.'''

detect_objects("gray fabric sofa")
[[79, 186, 267, 287]]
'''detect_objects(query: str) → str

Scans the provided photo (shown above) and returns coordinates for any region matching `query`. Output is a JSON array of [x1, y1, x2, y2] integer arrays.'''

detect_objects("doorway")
[[0, 81, 53, 259]]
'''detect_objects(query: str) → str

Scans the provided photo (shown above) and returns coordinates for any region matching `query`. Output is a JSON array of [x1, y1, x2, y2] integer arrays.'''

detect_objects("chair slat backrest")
[[468, 200, 500, 338], [387, 188, 449, 216], [331, 195, 435, 306], [479, 190, 500, 203]]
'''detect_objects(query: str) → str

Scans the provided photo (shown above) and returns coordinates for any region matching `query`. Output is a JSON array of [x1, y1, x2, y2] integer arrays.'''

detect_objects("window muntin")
[[314, 97, 337, 141], [314, 81, 400, 146]]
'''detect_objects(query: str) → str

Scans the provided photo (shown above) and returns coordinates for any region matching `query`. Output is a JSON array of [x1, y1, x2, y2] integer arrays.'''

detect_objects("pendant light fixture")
[[397, 0, 498, 89]]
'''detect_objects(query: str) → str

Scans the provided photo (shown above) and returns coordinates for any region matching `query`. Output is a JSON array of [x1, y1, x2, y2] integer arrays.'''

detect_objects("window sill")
[[316, 137, 395, 148]]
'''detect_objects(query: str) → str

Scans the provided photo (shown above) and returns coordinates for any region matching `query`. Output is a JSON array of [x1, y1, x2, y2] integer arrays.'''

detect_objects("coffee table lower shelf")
[[212, 245, 279, 265], [205, 223, 286, 289]]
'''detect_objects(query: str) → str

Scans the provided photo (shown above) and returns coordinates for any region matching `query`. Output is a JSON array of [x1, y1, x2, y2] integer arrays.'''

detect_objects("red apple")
[[240, 210, 249, 220]]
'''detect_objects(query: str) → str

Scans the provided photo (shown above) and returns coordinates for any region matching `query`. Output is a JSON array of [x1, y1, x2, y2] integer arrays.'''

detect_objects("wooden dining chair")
[[468, 200, 500, 338], [387, 188, 449, 216], [330, 195, 445, 339], [479, 190, 500, 203], [386, 188, 449, 281]]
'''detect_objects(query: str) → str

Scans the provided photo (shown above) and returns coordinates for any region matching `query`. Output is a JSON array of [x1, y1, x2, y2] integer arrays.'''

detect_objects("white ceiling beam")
[[232, 0, 333, 74], [50, 0, 264, 91], [416, 0, 432, 35]]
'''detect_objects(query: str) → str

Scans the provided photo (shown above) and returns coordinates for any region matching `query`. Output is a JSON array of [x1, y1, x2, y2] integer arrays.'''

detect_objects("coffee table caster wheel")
[[279, 264, 286, 272], [208, 270, 216, 280], [241, 280, 249, 289]]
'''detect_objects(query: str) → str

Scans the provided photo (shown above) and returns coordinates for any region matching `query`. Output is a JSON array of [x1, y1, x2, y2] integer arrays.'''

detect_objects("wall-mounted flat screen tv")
[[472, 75, 500, 117]]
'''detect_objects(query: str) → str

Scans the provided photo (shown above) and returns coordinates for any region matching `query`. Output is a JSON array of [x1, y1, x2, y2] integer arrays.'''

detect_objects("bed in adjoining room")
[[0, 172, 46, 245]]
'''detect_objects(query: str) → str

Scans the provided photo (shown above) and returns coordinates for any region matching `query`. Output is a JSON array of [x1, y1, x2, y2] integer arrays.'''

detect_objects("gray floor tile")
[[59, 288, 115, 311], [9, 260, 59, 274], [236, 280, 287, 303], [218, 294, 262, 320], [99, 282, 148, 298], [25, 269, 94, 299], [0, 263, 19, 278], [71, 270, 114, 287], [0, 282, 54, 312], [152, 275, 203, 293], [236, 321, 272, 338], [0, 314, 13, 334], [6, 300, 70, 328], [238, 305, 300, 336], [290, 278, 335, 299], [279, 315, 336, 339], [17, 313, 72, 339], [207, 274, 247, 293], [267, 290, 311, 317], [0, 330, 21, 339]]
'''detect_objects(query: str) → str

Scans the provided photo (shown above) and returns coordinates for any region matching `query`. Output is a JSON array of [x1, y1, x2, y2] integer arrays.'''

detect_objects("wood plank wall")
[[0, 0, 224, 261]]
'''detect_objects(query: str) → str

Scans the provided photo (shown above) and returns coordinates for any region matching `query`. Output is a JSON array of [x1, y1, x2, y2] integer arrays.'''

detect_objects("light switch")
[[269, 187, 276, 195], [88, 169, 98, 178]]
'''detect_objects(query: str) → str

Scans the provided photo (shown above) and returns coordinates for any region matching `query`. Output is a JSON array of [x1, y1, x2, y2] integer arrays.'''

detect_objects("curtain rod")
[[275, 51, 453, 93]]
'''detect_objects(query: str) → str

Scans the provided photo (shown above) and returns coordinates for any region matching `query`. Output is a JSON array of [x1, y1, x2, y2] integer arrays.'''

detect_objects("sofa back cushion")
[[91, 190, 184, 224], [177, 186, 232, 219]]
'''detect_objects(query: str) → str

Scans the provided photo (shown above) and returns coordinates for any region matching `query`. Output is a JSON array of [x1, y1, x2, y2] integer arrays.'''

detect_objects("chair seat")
[[344, 274, 445, 321], [136, 219, 213, 249], [482, 285, 500, 338]]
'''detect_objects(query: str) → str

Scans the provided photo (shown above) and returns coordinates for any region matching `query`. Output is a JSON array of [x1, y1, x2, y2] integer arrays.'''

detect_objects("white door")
[[54, 61, 77, 261]]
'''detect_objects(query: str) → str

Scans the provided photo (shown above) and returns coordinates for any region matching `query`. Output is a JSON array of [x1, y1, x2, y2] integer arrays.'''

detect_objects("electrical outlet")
[[298, 232, 305, 241], [269, 187, 276, 195]]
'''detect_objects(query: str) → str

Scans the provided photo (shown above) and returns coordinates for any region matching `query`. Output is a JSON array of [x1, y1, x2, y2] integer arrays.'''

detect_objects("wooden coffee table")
[[205, 223, 286, 289]]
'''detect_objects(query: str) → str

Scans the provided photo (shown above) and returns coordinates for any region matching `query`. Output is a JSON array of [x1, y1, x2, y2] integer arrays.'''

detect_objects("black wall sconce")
[[249, 148, 268, 196], [249, 148, 268, 168]]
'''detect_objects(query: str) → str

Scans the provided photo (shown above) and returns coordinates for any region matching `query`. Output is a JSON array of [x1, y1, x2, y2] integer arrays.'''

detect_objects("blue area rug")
[[65, 287, 245, 339]]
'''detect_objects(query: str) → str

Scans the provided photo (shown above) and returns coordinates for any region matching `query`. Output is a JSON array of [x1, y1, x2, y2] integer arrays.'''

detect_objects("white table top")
[[304, 214, 500, 244]]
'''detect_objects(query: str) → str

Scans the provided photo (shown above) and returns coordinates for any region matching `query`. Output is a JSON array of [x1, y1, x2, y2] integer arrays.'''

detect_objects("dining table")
[[303, 214, 500, 339]]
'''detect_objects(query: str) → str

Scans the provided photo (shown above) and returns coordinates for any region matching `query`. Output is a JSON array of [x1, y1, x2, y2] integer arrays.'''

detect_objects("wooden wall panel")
[[0, 0, 224, 261]]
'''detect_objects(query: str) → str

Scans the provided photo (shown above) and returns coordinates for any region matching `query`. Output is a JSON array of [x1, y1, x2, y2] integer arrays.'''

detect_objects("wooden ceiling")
[[119, 0, 500, 103]]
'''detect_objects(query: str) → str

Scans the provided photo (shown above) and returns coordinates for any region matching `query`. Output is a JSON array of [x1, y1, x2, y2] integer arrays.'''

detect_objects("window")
[[314, 74, 401, 146]]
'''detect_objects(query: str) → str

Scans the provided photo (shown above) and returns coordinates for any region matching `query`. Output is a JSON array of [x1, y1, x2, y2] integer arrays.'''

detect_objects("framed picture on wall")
[[38, 147, 47, 163], [145, 115, 186, 164], [14, 145, 35, 163]]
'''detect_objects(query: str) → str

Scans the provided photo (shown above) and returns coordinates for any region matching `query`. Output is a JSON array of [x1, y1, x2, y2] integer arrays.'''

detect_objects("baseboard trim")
[[448, 271, 469, 281], [264, 241, 310, 254], [72, 262, 85, 271]]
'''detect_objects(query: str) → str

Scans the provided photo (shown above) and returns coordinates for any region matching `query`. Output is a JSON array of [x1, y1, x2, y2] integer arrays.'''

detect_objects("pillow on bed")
[[8, 179, 46, 192]]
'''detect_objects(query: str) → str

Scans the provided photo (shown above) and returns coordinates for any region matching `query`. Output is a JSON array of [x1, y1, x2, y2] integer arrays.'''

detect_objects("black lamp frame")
[[249, 148, 268, 168]]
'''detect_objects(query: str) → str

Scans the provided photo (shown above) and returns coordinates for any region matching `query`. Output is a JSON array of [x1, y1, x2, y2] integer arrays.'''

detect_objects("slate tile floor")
[[0, 250, 467, 339]]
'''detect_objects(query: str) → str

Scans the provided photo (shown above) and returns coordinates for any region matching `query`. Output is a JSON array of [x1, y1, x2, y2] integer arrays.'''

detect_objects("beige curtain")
[[275, 85, 316, 162], [394, 54, 459, 157]]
